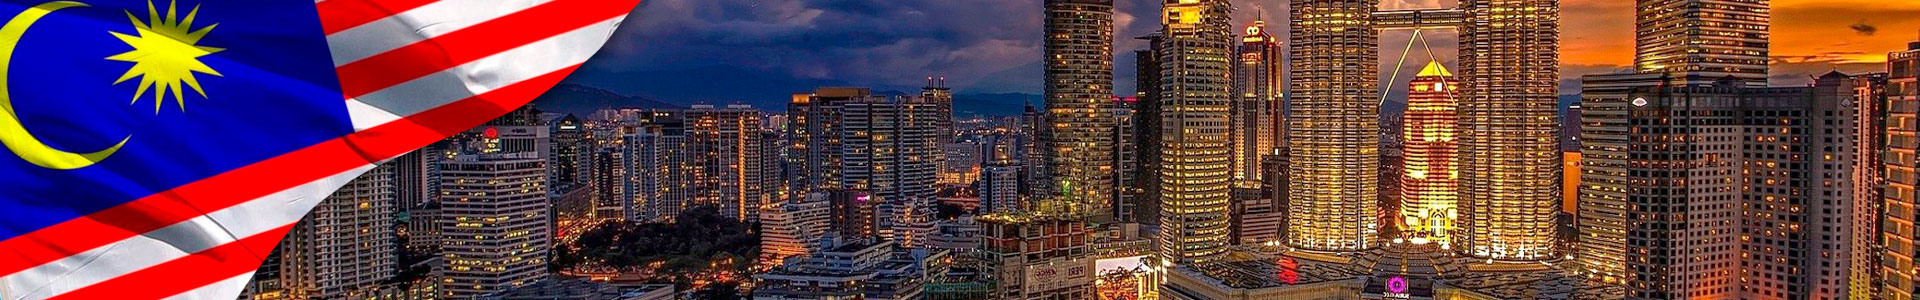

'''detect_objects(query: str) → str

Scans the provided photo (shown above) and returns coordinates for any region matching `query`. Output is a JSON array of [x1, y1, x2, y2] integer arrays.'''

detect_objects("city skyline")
[[568, 0, 1917, 109], [237, 0, 1920, 299]]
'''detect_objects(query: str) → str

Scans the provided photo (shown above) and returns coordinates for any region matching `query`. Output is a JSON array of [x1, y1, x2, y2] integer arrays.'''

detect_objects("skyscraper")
[[1734, 73, 1857, 299], [1580, 73, 1743, 299], [1634, 0, 1770, 85], [1043, 0, 1116, 220], [1399, 61, 1459, 244], [1852, 72, 1890, 300], [1881, 39, 1920, 300], [792, 88, 945, 247], [1132, 34, 1164, 226], [275, 164, 396, 299], [1157, 0, 1234, 264], [686, 105, 775, 222], [1287, 0, 1378, 253], [1231, 19, 1282, 189], [439, 153, 550, 299], [1452, 0, 1563, 262]]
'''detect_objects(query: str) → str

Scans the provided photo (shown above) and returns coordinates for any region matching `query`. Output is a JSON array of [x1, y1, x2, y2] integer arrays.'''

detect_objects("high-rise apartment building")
[[1287, 0, 1378, 253], [1633, 0, 1770, 85], [274, 164, 397, 299], [1043, 0, 1116, 220], [1451, 0, 1563, 262], [1156, 0, 1234, 264], [1881, 39, 1920, 300], [439, 153, 550, 299], [1400, 61, 1459, 244], [1231, 20, 1282, 189], [685, 105, 776, 222], [792, 88, 945, 247]]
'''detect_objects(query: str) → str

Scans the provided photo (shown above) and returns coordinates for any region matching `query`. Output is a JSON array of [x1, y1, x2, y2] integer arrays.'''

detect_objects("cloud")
[[1852, 21, 1879, 36]]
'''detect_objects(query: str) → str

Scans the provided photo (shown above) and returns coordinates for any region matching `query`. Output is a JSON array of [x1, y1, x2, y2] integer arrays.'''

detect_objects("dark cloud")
[[1852, 21, 1879, 36]]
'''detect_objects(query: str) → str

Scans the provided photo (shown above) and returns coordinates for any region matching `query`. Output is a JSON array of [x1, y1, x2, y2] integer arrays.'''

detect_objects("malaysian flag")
[[0, 0, 641, 298]]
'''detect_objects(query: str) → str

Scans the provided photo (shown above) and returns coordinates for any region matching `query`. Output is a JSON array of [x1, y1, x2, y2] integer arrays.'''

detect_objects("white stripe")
[[0, 166, 373, 300], [325, 0, 554, 66], [163, 272, 255, 300], [345, 17, 621, 119]]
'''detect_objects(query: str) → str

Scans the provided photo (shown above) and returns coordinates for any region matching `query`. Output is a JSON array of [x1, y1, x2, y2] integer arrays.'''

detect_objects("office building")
[[1287, 0, 1379, 253], [1132, 34, 1165, 226], [439, 153, 551, 299], [1157, 0, 1234, 263], [1633, 0, 1770, 85], [1231, 19, 1283, 189], [1852, 72, 1890, 300], [1399, 61, 1459, 244], [1450, 0, 1564, 262]]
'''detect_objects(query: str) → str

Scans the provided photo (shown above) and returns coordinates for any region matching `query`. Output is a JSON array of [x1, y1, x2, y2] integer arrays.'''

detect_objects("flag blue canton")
[[0, 0, 347, 239]]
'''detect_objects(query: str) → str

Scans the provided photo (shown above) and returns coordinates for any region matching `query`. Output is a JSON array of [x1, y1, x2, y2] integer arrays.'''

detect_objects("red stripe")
[[316, 0, 440, 35], [335, 0, 638, 99], [0, 65, 580, 278], [44, 225, 295, 300]]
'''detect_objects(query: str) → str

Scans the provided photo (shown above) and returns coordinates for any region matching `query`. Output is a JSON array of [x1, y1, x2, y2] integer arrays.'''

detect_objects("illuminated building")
[[1157, 242, 1607, 300], [791, 88, 944, 247], [1043, 0, 1116, 221], [1157, 0, 1234, 264], [686, 105, 777, 222], [979, 209, 1095, 299], [439, 153, 551, 299], [272, 164, 397, 299], [754, 238, 949, 300], [1287, 0, 1378, 253], [1231, 19, 1282, 189], [1113, 102, 1138, 222], [761, 193, 832, 267], [980, 164, 1023, 214], [548, 114, 589, 192], [1579, 72, 1862, 299], [1852, 72, 1889, 300], [1398, 61, 1458, 244], [1449, 0, 1563, 262], [1633, 0, 1770, 85], [1732, 73, 1857, 299], [1883, 39, 1920, 300]]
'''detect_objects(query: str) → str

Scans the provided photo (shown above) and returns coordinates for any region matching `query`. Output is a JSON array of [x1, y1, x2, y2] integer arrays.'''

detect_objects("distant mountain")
[[953, 93, 1038, 117], [561, 66, 855, 111], [531, 83, 681, 115]]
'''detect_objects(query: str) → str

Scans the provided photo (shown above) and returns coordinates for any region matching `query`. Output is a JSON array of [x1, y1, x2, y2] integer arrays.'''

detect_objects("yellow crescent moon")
[[0, 1, 128, 170]]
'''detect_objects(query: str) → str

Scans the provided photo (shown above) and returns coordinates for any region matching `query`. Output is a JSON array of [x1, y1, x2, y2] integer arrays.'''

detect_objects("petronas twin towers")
[[1143, 0, 1563, 263]]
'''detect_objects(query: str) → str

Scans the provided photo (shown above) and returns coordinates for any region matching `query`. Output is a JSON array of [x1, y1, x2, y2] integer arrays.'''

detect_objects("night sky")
[[564, 0, 1920, 111]]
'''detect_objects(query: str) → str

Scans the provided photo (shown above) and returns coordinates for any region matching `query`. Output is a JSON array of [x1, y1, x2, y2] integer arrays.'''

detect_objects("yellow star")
[[107, 0, 222, 113]]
